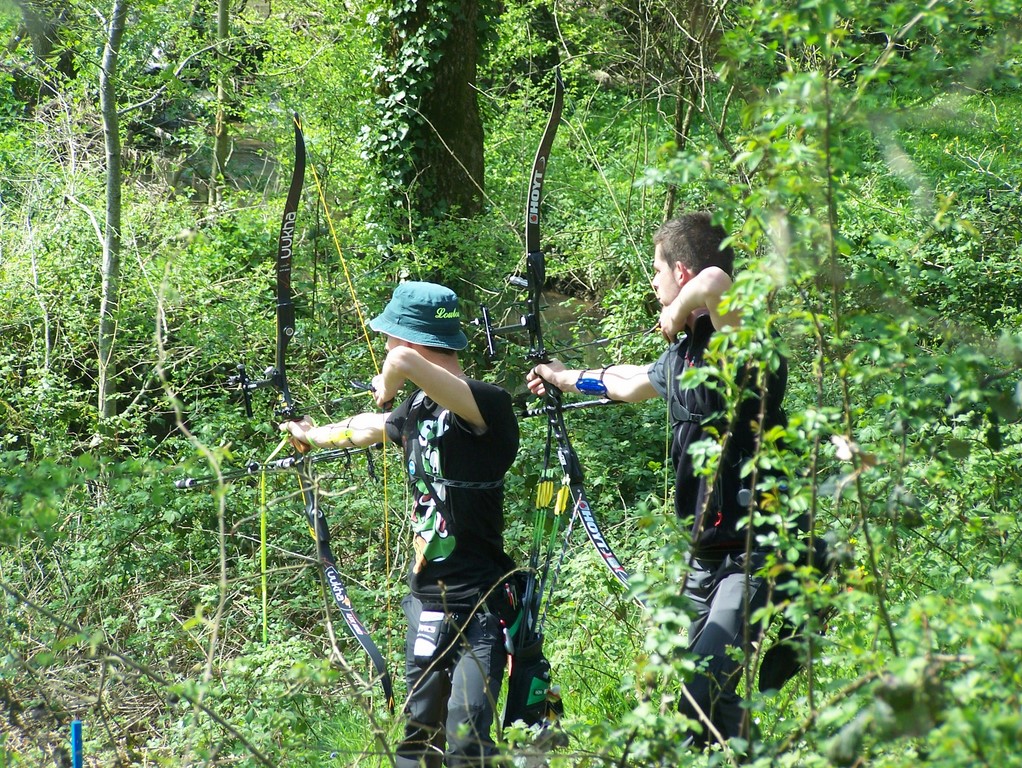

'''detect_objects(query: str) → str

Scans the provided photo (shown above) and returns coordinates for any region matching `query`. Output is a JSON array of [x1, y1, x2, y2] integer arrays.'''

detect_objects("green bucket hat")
[[369, 281, 468, 350]]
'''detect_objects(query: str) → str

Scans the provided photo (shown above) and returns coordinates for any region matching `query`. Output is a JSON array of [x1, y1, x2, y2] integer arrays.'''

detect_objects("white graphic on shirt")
[[410, 408, 455, 573]]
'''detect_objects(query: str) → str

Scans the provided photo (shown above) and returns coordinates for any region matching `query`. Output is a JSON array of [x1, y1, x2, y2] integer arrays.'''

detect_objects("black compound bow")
[[194, 115, 394, 711]]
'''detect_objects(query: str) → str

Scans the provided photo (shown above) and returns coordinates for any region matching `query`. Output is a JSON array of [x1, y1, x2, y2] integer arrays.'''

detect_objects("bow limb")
[[294, 456, 395, 712], [522, 72, 563, 364], [272, 115, 306, 418], [230, 115, 305, 418]]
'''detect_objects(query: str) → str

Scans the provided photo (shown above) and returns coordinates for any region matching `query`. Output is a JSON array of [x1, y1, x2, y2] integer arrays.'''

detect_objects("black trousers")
[[679, 550, 773, 747], [396, 594, 507, 768]]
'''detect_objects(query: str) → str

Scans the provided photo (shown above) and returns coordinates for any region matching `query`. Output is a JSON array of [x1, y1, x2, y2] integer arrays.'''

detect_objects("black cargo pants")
[[679, 550, 774, 747], [396, 594, 507, 768]]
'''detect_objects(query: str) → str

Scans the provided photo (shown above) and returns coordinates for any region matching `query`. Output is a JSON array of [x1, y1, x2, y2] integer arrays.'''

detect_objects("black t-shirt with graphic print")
[[647, 312, 788, 554], [385, 378, 519, 608]]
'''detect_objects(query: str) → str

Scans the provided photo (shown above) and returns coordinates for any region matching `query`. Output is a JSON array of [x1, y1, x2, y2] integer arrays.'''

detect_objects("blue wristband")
[[575, 370, 608, 395]]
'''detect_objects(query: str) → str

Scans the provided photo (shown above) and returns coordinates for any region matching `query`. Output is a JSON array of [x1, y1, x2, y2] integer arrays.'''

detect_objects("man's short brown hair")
[[653, 211, 734, 277]]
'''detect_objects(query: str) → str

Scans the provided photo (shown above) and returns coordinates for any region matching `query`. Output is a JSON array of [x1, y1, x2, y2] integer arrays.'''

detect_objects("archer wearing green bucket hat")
[[369, 281, 468, 351], [281, 278, 520, 767]]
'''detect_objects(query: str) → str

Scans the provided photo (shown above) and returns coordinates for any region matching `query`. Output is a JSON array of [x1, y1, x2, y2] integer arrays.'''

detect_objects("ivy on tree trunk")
[[376, 0, 487, 223]]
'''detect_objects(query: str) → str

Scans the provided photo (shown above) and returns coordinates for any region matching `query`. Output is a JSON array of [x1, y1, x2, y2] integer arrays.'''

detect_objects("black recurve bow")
[[483, 75, 646, 650], [228, 115, 395, 711]]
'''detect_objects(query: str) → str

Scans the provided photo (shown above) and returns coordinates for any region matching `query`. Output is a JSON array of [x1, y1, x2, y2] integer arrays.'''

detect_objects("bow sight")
[[226, 363, 289, 419], [473, 271, 541, 361]]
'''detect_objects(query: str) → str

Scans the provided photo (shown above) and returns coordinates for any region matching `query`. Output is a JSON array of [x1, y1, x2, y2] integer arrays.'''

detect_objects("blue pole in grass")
[[70, 720, 83, 768]]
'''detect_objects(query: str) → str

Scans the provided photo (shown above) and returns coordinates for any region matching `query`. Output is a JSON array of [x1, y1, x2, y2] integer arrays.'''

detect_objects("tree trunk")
[[12, 0, 78, 96], [416, 0, 483, 218], [385, 0, 485, 220], [98, 0, 129, 421], [210, 0, 230, 205]]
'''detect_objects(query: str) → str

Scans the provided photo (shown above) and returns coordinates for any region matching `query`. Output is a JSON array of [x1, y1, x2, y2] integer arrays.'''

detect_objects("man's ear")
[[673, 261, 693, 286]]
